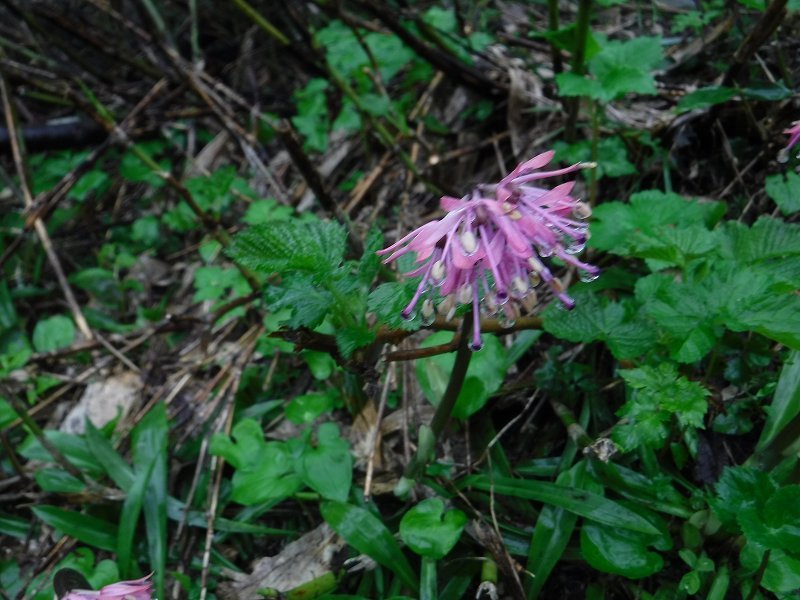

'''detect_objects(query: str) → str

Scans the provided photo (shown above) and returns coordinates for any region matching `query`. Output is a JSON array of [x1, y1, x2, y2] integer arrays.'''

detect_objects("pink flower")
[[378, 151, 598, 350], [784, 121, 800, 156], [62, 575, 153, 600]]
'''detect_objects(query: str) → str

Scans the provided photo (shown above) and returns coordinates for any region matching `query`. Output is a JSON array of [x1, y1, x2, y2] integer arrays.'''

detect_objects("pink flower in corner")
[[62, 575, 153, 600], [377, 151, 598, 350], [784, 121, 800, 155]]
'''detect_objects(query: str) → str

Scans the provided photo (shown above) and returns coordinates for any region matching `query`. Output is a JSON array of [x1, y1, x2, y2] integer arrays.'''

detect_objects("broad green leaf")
[[591, 190, 725, 256], [462, 475, 659, 535], [719, 217, 800, 263], [416, 331, 507, 419], [211, 420, 302, 505], [525, 461, 585, 599], [765, 172, 800, 215], [757, 351, 800, 451], [0, 511, 30, 539], [295, 423, 352, 502], [34, 468, 85, 493], [228, 220, 347, 276], [285, 392, 334, 424], [335, 324, 376, 359], [676, 86, 738, 113], [543, 292, 657, 359], [711, 466, 776, 529], [32, 506, 118, 552], [265, 276, 334, 329], [399, 498, 467, 559], [738, 485, 800, 551], [19, 430, 103, 476], [740, 542, 800, 594], [580, 520, 664, 578], [32, 315, 76, 352], [321, 501, 418, 591]]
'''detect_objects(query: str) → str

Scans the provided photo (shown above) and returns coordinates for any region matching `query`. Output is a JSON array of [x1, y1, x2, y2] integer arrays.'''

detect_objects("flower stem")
[[396, 312, 473, 492]]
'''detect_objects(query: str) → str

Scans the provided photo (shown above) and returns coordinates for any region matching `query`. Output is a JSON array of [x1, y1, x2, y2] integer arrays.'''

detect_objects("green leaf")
[[462, 475, 660, 535], [399, 498, 467, 559], [525, 461, 585, 598], [740, 542, 800, 594], [367, 282, 421, 331], [266, 276, 334, 329], [132, 403, 168, 599], [416, 331, 507, 419], [580, 520, 664, 578], [84, 420, 134, 490], [295, 423, 352, 502], [32, 506, 118, 552], [543, 292, 657, 359], [19, 430, 103, 476], [711, 466, 776, 529], [719, 217, 800, 263], [758, 351, 800, 451], [118, 453, 156, 577], [591, 190, 725, 257], [765, 172, 800, 216], [0, 281, 18, 330], [335, 325, 376, 359], [555, 72, 605, 101], [34, 468, 85, 493], [210, 419, 302, 504], [32, 315, 76, 352], [613, 363, 709, 450], [321, 501, 418, 591], [243, 199, 294, 225], [229, 220, 347, 276], [285, 392, 334, 424], [0, 511, 30, 539], [739, 485, 800, 551], [676, 86, 738, 113]]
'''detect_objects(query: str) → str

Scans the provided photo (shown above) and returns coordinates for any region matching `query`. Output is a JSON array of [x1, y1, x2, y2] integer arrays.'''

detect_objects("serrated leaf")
[[719, 217, 800, 263], [591, 190, 725, 257], [543, 292, 657, 359], [614, 363, 709, 450], [266, 276, 333, 329], [228, 220, 346, 276], [335, 325, 376, 358], [765, 172, 800, 216], [367, 282, 421, 331], [357, 227, 383, 286]]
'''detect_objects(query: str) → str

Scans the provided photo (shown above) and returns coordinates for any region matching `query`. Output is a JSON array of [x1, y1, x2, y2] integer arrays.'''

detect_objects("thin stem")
[[547, 0, 563, 74], [565, 0, 593, 142], [399, 312, 473, 486], [420, 557, 438, 600]]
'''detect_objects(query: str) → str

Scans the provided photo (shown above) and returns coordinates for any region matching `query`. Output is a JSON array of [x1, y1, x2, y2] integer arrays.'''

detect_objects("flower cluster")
[[62, 575, 153, 600], [377, 151, 599, 350]]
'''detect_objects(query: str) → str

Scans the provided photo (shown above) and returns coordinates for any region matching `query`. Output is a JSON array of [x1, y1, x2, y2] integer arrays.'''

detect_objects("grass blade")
[[462, 474, 660, 535], [321, 501, 418, 592], [32, 505, 118, 551]]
